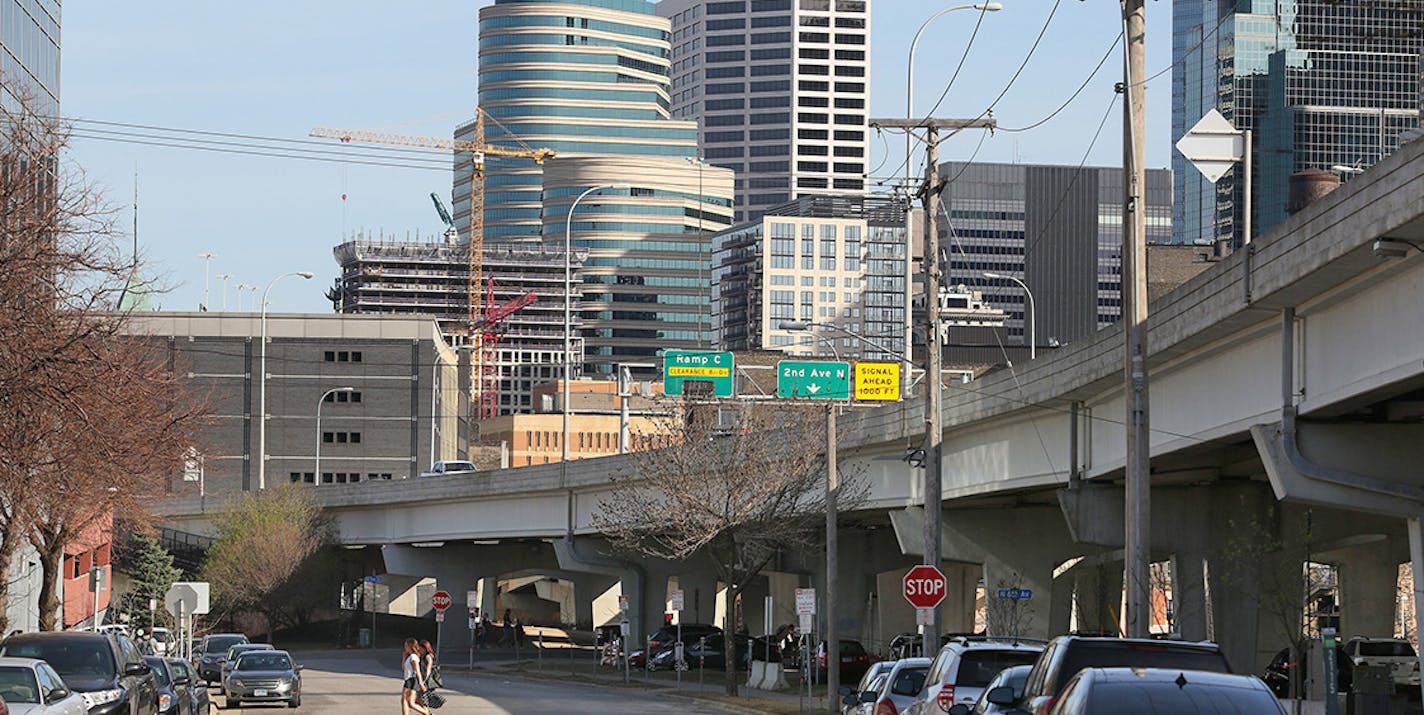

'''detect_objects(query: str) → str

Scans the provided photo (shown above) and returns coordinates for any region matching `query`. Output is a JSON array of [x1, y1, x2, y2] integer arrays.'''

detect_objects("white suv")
[[906, 637, 1044, 714], [1344, 637, 1421, 687]]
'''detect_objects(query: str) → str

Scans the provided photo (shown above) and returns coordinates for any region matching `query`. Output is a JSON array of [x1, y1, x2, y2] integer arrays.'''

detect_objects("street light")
[[983, 272, 1036, 360], [215, 274, 234, 311], [197, 252, 215, 311], [315, 387, 357, 486], [906, 2, 1003, 188], [258, 270, 315, 491], [563, 183, 631, 468]]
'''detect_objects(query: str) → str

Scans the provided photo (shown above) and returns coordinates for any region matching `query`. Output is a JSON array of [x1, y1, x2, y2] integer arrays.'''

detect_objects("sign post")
[[904, 565, 946, 652], [669, 589, 685, 682], [432, 591, 451, 661]]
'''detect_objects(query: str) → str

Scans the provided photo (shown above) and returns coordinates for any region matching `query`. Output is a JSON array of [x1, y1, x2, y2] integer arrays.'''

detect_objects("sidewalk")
[[446, 648, 838, 715]]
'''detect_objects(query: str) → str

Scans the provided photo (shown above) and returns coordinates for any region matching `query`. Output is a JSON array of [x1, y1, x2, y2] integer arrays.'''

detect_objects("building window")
[[325, 391, 362, 403], [322, 432, 361, 444]]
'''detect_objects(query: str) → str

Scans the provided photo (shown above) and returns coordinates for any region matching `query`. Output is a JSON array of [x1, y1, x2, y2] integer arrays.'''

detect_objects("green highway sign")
[[663, 350, 735, 397], [777, 360, 851, 399]]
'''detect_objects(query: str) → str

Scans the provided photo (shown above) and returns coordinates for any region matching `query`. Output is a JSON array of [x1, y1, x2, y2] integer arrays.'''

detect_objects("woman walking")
[[421, 640, 442, 690], [401, 639, 431, 715]]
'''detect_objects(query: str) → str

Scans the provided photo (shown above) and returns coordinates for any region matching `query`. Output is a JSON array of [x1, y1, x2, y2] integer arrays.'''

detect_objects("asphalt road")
[[214, 650, 735, 714]]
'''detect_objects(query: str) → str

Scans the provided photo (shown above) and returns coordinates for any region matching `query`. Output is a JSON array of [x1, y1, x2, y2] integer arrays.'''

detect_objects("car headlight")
[[277, 679, 292, 691], [231, 679, 243, 687], [82, 688, 125, 708], [159, 693, 173, 710]]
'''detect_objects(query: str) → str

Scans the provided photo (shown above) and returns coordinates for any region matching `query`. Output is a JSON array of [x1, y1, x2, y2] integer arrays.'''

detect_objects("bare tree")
[[0, 97, 201, 631], [595, 402, 859, 696], [201, 485, 329, 642]]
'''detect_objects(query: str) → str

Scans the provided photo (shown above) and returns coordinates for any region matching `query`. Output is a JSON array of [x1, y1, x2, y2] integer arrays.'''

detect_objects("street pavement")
[[213, 649, 738, 714]]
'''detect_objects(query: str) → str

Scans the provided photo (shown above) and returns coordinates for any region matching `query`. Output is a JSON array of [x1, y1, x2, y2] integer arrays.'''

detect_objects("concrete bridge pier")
[[673, 572, 720, 626], [1329, 539, 1403, 641], [1069, 556, 1122, 636], [1170, 550, 1208, 642]]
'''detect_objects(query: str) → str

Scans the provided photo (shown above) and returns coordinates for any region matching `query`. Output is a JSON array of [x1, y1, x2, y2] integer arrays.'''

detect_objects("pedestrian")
[[421, 640, 442, 690], [500, 611, 514, 647], [400, 638, 431, 715]]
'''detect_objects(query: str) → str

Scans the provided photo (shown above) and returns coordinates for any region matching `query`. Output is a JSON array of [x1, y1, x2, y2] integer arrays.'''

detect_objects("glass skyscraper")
[[0, 0, 60, 114], [1172, 0, 1422, 246]]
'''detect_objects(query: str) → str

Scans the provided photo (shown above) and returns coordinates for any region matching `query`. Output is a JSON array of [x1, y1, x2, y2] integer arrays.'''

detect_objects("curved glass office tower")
[[455, 0, 701, 239]]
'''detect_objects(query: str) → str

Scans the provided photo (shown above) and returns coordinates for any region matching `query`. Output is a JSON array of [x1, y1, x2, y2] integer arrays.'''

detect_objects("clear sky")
[[63, 1, 1173, 314]]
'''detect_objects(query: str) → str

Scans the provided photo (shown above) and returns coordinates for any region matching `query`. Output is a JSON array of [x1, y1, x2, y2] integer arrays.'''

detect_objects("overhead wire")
[[69, 132, 451, 172]]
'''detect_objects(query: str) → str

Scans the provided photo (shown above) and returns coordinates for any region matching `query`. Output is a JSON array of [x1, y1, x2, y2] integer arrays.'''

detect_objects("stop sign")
[[431, 591, 452, 613], [903, 565, 947, 609]]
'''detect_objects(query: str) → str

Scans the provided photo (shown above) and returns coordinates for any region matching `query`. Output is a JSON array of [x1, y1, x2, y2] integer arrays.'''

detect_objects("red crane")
[[476, 279, 538, 419]]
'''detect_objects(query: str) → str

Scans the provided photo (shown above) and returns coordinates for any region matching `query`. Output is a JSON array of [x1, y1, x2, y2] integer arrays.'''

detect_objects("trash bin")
[[359, 628, 372, 648], [1347, 664, 1391, 715]]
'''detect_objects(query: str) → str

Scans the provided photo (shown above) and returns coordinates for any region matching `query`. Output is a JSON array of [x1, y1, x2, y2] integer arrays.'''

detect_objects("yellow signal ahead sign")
[[854, 362, 901, 401]]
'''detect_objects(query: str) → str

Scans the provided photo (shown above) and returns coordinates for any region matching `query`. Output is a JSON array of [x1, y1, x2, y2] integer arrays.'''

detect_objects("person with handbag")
[[420, 640, 446, 709], [400, 639, 432, 715]]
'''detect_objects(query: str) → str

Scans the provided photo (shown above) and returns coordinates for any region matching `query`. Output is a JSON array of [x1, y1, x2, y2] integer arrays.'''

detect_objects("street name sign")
[[795, 588, 817, 616], [1176, 109, 1245, 183], [663, 350, 735, 397], [996, 588, 1033, 601], [854, 362, 901, 401], [777, 360, 850, 399], [903, 565, 947, 609], [432, 591, 452, 613]]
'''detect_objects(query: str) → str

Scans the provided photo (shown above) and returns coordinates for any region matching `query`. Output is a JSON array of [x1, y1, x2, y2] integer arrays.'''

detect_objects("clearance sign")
[[853, 362, 901, 401]]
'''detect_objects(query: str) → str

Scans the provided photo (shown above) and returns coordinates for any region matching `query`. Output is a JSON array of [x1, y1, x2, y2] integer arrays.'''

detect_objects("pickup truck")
[[419, 460, 479, 477]]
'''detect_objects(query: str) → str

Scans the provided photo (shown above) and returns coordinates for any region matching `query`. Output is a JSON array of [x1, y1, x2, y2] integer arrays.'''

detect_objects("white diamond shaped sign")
[[1176, 109, 1245, 184]]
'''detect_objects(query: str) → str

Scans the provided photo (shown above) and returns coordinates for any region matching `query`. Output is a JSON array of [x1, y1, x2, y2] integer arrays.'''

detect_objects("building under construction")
[[329, 231, 586, 416]]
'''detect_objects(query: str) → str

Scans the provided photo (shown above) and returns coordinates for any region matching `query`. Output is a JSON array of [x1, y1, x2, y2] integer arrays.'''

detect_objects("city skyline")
[[63, 1, 1173, 314]]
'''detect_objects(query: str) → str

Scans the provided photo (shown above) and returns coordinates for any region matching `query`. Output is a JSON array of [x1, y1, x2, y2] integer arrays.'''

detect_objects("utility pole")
[[870, 116, 995, 647], [1121, 0, 1152, 640], [825, 403, 839, 706]]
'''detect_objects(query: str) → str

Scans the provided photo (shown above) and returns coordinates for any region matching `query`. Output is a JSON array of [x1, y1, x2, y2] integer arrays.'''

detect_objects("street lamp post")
[[563, 184, 630, 469], [197, 252, 215, 311], [258, 271, 315, 491], [983, 272, 1035, 360], [906, 3, 1003, 188], [215, 274, 234, 311], [315, 387, 357, 485]]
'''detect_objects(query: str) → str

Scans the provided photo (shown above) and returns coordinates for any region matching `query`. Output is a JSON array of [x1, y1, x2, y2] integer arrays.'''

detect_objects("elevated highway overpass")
[[159, 137, 1424, 672]]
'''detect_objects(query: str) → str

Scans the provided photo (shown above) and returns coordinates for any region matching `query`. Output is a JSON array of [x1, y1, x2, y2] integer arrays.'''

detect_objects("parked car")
[[142, 656, 187, 715], [1009, 636, 1232, 714], [419, 460, 478, 477], [816, 640, 874, 683], [1344, 637, 1420, 688], [222, 650, 301, 709], [649, 633, 753, 671], [0, 631, 159, 715], [1042, 668, 1285, 714], [855, 656, 931, 715], [648, 623, 721, 655], [220, 644, 274, 680], [948, 664, 1032, 715], [194, 633, 247, 685], [162, 659, 207, 715], [907, 637, 1044, 714], [1262, 646, 1353, 697], [840, 661, 896, 715], [0, 656, 86, 714]]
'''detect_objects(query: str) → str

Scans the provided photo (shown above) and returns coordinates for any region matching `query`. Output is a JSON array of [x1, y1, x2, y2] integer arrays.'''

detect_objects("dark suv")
[[195, 633, 248, 685], [1002, 636, 1233, 714], [0, 630, 159, 714]]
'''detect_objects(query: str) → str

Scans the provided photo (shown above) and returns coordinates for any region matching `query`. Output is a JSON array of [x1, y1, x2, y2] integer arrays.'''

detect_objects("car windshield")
[[891, 665, 929, 696], [236, 654, 291, 671], [1360, 641, 1416, 657], [0, 666, 40, 704], [205, 636, 245, 654], [0, 640, 117, 681], [955, 650, 1041, 688], [842, 642, 867, 656]]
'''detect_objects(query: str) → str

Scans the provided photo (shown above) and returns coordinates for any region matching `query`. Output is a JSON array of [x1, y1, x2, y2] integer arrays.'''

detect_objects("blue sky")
[[63, 1, 1173, 313]]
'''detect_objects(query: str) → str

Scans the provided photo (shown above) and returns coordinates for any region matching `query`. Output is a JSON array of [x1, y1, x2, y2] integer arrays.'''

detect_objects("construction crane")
[[475, 281, 539, 418], [311, 111, 554, 330], [430, 192, 457, 241]]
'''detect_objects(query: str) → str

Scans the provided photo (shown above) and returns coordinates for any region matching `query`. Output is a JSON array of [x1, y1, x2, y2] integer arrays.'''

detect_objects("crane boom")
[[430, 193, 455, 229], [311, 126, 555, 163]]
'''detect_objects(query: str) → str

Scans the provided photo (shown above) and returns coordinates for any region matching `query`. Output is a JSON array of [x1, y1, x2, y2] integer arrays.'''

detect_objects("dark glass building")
[[0, 0, 61, 114]]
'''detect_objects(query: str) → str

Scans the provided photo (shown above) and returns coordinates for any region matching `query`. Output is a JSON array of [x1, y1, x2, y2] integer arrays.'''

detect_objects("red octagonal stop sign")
[[903, 565, 947, 609], [432, 591, 452, 612]]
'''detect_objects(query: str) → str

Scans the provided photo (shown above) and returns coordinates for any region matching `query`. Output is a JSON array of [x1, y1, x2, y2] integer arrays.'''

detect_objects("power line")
[[69, 126, 450, 166], [57, 116, 449, 159], [1000, 32, 1121, 133], [68, 132, 450, 172]]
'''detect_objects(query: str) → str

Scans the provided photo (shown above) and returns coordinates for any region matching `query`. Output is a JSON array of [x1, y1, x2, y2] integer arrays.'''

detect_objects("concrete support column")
[[981, 553, 1057, 640], [941, 562, 980, 634], [1048, 571, 1074, 637], [675, 572, 720, 626], [1335, 542, 1399, 640], [569, 573, 617, 630], [476, 576, 499, 620], [1171, 551, 1208, 641], [1072, 559, 1122, 636]]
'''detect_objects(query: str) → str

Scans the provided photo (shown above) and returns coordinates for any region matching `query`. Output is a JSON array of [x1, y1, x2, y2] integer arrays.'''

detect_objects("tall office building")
[[712, 195, 909, 362], [457, 0, 700, 239], [0, 0, 60, 114], [542, 155, 734, 374], [938, 162, 1173, 349], [659, 0, 871, 223], [1173, 1, 1422, 246]]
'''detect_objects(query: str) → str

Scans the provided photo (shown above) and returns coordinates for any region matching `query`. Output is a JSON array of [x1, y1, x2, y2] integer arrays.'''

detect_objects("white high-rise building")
[[659, 0, 870, 223]]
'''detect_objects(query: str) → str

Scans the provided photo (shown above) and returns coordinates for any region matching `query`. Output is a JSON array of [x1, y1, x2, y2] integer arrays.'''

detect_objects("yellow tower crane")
[[311, 110, 554, 330]]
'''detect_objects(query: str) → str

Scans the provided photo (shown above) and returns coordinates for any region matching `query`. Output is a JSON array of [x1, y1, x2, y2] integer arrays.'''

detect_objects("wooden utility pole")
[[825, 403, 839, 709], [871, 116, 994, 646], [1121, 0, 1152, 640]]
